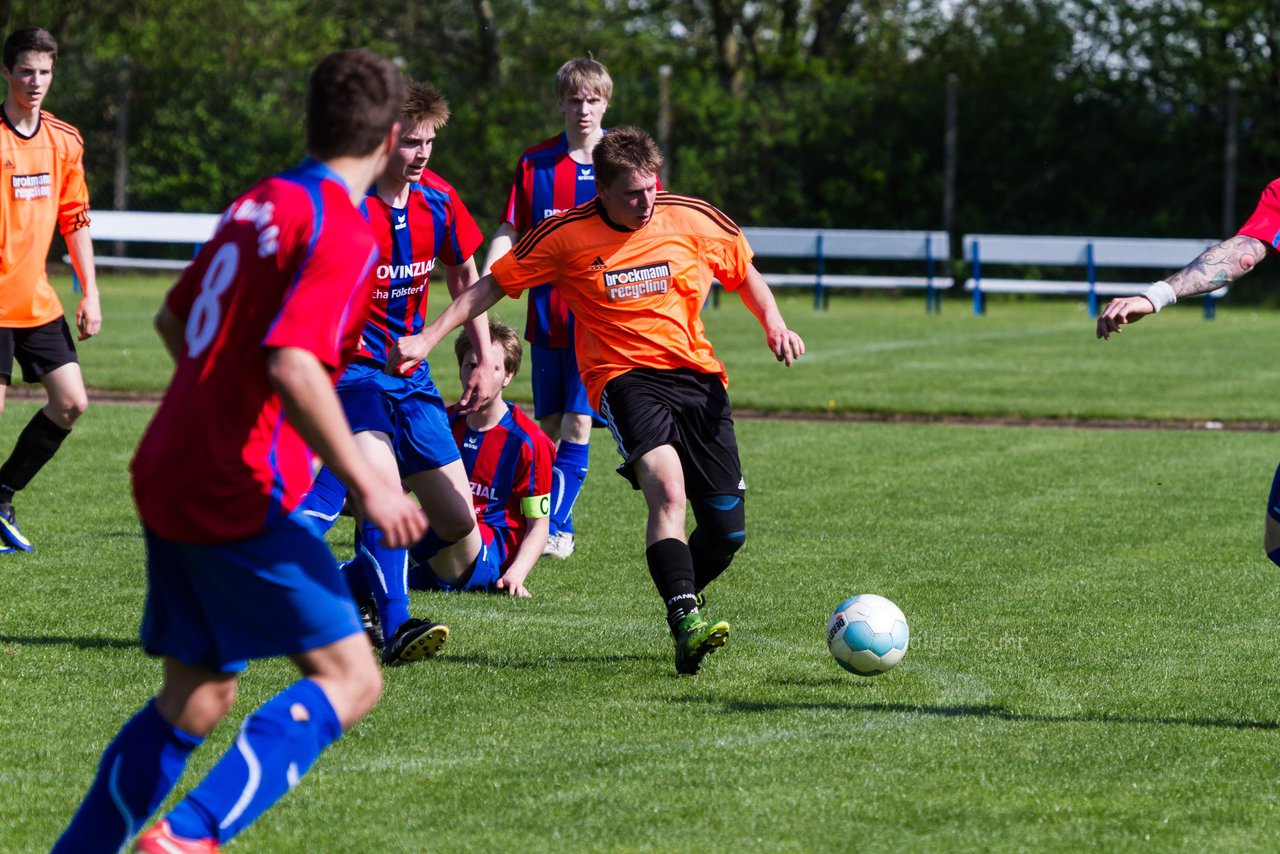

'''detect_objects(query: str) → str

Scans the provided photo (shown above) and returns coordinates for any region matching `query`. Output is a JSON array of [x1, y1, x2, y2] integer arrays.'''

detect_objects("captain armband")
[[522, 494, 551, 519], [1140, 280, 1177, 312]]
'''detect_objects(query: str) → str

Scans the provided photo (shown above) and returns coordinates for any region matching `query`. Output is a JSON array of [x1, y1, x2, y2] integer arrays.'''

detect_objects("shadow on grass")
[[674, 695, 1280, 731], [0, 634, 137, 651], [432, 651, 655, 669]]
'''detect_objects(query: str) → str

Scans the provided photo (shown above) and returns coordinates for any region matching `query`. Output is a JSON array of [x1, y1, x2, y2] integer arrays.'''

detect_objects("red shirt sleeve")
[[442, 186, 484, 265], [502, 159, 532, 233], [1237, 178, 1280, 251]]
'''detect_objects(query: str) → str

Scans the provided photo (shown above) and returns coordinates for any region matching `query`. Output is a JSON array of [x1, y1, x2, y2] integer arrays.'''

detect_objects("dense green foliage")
[[10, 1, 1280, 277]]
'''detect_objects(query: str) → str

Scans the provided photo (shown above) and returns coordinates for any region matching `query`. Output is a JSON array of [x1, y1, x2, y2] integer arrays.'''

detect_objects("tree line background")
[[12, 0, 1280, 295]]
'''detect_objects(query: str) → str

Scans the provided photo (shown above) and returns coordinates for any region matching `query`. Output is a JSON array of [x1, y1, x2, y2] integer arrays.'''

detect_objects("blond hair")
[[554, 56, 612, 101]]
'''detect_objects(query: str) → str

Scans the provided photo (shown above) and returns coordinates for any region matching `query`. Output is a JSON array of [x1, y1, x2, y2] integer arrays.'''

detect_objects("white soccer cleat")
[[541, 531, 575, 559]]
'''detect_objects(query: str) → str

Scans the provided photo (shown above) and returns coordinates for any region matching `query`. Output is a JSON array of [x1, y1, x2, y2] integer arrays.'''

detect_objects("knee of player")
[[692, 494, 747, 555], [433, 511, 476, 543], [51, 394, 88, 427], [349, 666, 384, 720], [157, 679, 239, 737], [328, 657, 384, 727]]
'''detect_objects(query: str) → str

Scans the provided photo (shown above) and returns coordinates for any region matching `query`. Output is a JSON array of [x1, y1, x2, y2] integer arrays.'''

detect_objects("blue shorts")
[[408, 533, 505, 592], [337, 362, 461, 475], [140, 514, 363, 673], [530, 343, 597, 421]]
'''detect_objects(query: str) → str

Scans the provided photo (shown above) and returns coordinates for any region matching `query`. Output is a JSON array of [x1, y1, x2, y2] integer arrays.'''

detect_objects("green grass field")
[[4, 276, 1280, 851]]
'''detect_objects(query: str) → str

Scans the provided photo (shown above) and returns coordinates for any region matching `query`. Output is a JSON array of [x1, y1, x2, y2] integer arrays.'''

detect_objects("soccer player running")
[[53, 50, 425, 853], [1097, 178, 1280, 566], [0, 27, 101, 553], [297, 80, 498, 665], [480, 56, 616, 561], [392, 127, 806, 675], [408, 320, 556, 597]]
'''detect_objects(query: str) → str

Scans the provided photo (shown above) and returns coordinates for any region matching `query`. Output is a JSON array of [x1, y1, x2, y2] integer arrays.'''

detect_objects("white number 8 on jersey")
[[185, 242, 240, 359]]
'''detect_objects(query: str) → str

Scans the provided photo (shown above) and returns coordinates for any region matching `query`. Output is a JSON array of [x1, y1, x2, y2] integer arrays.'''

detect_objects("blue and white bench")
[[963, 234, 1227, 319], [740, 227, 951, 312], [64, 210, 221, 288]]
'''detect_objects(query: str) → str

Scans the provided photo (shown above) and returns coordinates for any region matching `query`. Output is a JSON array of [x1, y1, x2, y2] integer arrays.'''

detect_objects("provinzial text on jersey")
[[604, 262, 672, 302], [11, 173, 51, 200], [376, 259, 435, 281]]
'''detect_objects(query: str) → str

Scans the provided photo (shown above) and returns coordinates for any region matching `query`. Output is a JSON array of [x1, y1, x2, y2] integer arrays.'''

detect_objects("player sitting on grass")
[[404, 320, 555, 597], [297, 79, 501, 666]]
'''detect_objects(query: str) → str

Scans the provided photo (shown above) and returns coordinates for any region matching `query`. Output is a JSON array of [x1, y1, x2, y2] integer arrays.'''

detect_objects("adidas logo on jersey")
[[2, 160, 13, 170], [588, 256, 607, 271]]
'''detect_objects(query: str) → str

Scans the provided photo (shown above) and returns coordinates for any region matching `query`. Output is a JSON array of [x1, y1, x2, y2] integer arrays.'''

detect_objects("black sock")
[[646, 538, 698, 634], [690, 527, 734, 593], [0, 410, 71, 501]]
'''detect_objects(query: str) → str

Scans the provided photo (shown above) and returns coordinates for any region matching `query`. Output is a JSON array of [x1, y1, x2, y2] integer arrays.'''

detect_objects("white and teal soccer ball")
[[826, 593, 909, 676]]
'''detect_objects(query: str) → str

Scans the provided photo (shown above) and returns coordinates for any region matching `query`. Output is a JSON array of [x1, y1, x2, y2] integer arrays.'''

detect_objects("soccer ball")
[[826, 593, 909, 676]]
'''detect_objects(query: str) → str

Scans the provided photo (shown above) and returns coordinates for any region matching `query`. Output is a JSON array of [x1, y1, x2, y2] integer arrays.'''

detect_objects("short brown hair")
[[554, 56, 612, 101], [592, 126, 663, 189], [4, 27, 57, 70], [455, 320, 523, 376], [305, 50, 405, 161], [402, 80, 450, 131]]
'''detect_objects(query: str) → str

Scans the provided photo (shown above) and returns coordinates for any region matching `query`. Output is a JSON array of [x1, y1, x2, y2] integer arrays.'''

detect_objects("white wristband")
[[1141, 280, 1177, 312]]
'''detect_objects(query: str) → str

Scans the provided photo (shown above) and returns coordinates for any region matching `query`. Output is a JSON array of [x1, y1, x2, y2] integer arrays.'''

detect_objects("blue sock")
[[340, 554, 372, 602], [359, 519, 411, 637], [165, 679, 342, 844], [53, 700, 202, 853], [551, 440, 589, 537], [296, 466, 348, 535]]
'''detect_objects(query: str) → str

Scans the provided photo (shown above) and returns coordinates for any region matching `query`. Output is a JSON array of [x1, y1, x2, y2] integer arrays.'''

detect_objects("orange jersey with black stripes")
[[491, 192, 753, 408], [0, 109, 90, 327]]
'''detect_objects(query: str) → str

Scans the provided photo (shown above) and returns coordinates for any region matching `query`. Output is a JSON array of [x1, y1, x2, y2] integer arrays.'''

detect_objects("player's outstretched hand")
[[494, 575, 531, 597], [76, 293, 102, 340], [1096, 296, 1155, 340], [457, 355, 503, 413], [769, 328, 806, 366]]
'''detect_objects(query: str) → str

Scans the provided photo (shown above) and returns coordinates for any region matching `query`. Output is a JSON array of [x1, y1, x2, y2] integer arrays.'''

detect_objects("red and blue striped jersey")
[[133, 158, 377, 544], [448, 401, 554, 569], [356, 169, 482, 368], [501, 133, 604, 348]]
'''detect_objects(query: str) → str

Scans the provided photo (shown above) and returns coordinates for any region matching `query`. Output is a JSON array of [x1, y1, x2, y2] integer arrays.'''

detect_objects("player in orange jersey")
[[391, 126, 805, 675], [0, 27, 100, 552]]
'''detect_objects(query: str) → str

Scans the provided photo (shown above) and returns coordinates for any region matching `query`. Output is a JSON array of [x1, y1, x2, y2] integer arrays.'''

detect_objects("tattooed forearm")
[[1166, 234, 1267, 297]]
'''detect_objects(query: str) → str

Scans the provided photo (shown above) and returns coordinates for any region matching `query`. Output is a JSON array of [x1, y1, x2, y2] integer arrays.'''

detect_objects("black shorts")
[[0, 317, 78, 384], [599, 367, 745, 497]]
